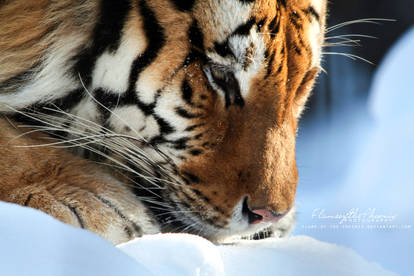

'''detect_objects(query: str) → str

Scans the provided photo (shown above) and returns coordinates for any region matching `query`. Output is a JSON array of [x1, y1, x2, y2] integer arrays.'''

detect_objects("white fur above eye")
[[205, 0, 252, 43], [205, 26, 266, 99], [231, 30, 266, 97], [311, 0, 326, 14]]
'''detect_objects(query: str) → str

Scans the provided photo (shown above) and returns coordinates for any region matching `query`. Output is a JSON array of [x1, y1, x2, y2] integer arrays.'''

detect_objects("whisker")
[[326, 18, 395, 34], [77, 75, 180, 172], [318, 65, 328, 75], [323, 42, 361, 48], [325, 34, 378, 40], [9, 105, 180, 181], [322, 51, 374, 65], [77, 74, 145, 141], [154, 210, 200, 217], [180, 222, 202, 234]]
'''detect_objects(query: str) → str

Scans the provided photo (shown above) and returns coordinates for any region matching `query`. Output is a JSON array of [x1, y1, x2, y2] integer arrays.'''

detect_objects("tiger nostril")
[[242, 196, 289, 225], [250, 209, 286, 224], [242, 196, 263, 224]]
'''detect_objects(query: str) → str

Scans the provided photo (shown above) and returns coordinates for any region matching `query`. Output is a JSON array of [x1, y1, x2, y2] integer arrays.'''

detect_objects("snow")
[[0, 201, 154, 276], [0, 201, 399, 276], [120, 234, 399, 276], [294, 26, 414, 276], [119, 234, 225, 276], [218, 236, 398, 276]]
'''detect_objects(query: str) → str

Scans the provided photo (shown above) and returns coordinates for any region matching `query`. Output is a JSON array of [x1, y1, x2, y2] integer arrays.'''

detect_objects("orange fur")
[[0, 117, 158, 243], [0, 0, 97, 84], [0, 0, 327, 242]]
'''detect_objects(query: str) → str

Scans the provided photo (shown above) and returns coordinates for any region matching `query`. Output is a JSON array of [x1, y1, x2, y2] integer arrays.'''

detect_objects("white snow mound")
[[0, 202, 398, 276]]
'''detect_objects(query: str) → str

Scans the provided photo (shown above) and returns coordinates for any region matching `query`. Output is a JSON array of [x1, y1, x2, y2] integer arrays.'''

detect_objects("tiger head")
[[105, 0, 327, 240], [1, 0, 326, 240]]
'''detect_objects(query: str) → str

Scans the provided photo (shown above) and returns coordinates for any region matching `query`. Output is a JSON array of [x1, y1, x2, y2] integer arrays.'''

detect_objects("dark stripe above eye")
[[214, 41, 235, 58], [304, 6, 320, 22], [238, 0, 256, 3], [233, 18, 256, 36], [170, 0, 195, 11]]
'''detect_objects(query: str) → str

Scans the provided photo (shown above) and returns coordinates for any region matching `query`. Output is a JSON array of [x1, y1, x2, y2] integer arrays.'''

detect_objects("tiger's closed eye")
[[204, 64, 245, 108]]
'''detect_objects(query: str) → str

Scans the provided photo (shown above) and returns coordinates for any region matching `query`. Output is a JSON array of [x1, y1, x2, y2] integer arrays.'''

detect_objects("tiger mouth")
[[139, 190, 290, 241]]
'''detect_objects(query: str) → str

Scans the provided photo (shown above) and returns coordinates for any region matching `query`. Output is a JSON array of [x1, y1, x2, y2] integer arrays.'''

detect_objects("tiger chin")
[[0, 0, 327, 245]]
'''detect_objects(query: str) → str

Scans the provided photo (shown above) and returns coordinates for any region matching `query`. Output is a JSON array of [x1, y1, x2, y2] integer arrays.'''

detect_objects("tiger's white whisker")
[[322, 51, 374, 65], [326, 18, 395, 33]]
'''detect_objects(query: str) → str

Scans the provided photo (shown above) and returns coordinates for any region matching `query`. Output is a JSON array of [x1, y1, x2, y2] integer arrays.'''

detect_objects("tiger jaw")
[[159, 192, 295, 240]]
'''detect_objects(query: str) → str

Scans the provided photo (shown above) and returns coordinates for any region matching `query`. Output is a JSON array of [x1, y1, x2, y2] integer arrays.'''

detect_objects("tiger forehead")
[[192, 0, 274, 47], [191, 0, 325, 40], [189, 0, 325, 60]]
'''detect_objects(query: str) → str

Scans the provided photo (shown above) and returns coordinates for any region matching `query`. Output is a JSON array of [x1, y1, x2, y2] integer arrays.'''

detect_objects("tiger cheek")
[[178, 86, 299, 221]]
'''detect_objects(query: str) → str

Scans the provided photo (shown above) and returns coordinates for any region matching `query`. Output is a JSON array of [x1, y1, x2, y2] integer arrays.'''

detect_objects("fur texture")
[[0, 0, 327, 243]]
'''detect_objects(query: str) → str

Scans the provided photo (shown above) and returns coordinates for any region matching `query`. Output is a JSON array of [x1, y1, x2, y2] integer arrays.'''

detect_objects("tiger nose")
[[249, 209, 287, 224], [242, 197, 288, 224]]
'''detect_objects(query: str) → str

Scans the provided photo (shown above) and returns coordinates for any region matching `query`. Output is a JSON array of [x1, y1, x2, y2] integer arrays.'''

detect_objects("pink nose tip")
[[250, 209, 285, 224]]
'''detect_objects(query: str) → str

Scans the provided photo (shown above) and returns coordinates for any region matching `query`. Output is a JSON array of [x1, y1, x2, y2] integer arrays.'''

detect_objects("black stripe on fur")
[[74, 0, 131, 86]]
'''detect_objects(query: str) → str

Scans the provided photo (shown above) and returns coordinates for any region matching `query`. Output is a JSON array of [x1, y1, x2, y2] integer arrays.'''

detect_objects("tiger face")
[[116, 0, 327, 239], [0, 0, 327, 241]]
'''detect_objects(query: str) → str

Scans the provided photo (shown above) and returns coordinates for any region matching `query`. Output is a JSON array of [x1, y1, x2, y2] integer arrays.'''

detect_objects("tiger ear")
[[293, 67, 319, 118]]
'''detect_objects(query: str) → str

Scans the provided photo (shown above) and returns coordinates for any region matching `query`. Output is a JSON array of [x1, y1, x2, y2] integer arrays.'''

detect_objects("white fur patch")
[[135, 69, 163, 105], [71, 98, 100, 125], [311, 0, 326, 14], [205, 26, 266, 99], [154, 91, 191, 135], [272, 205, 296, 238], [92, 33, 146, 93], [207, 0, 252, 43], [108, 105, 160, 140], [309, 0, 326, 67], [308, 19, 322, 67], [230, 30, 266, 97]]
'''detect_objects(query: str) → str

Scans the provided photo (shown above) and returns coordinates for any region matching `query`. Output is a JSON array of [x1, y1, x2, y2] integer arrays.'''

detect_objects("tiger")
[[0, 0, 327, 245]]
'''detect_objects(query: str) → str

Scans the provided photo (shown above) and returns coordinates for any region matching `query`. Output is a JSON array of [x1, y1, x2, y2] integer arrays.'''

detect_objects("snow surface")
[[120, 234, 225, 276], [294, 26, 414, 276], [0, 201, 153, 276], [0, 201, 399, 276]]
